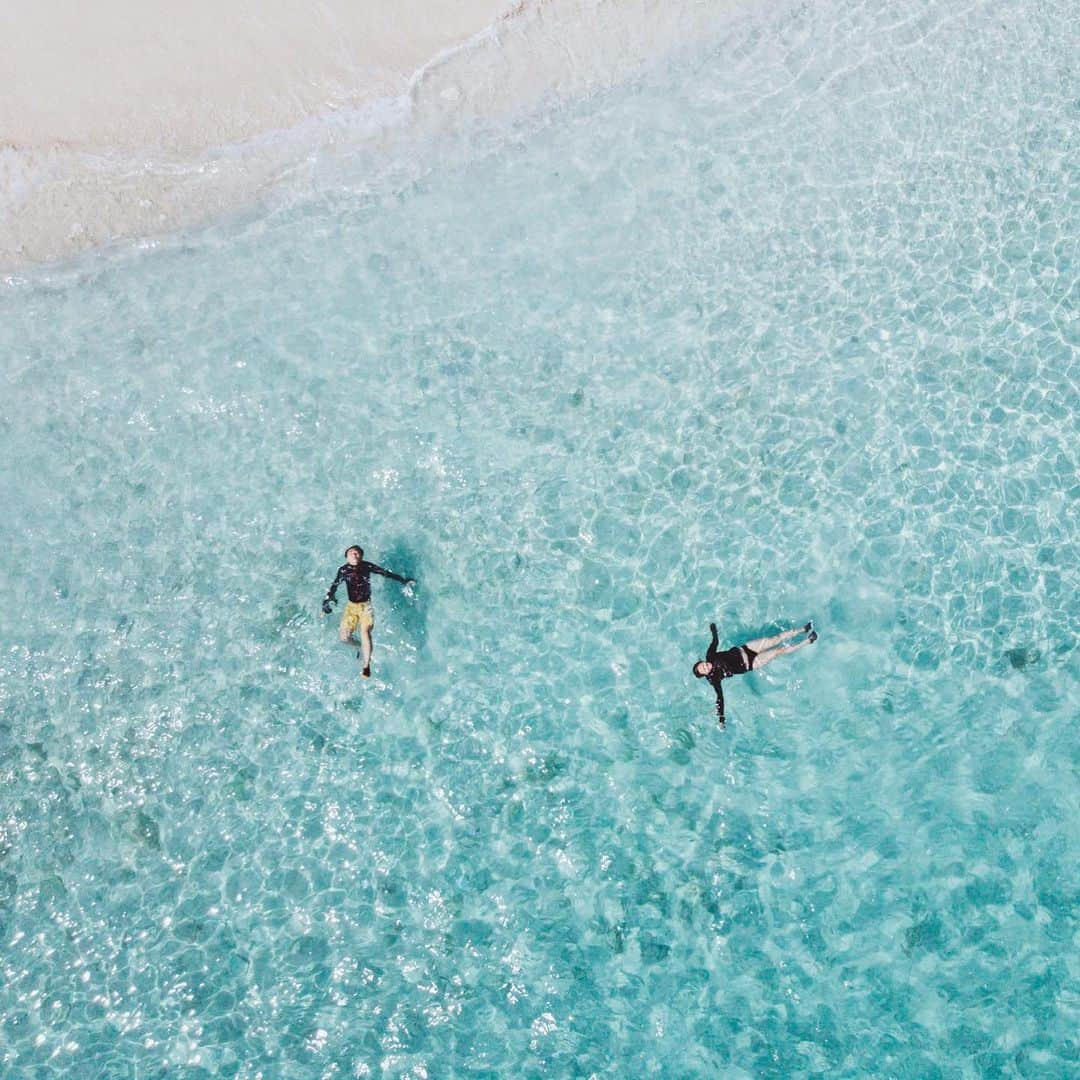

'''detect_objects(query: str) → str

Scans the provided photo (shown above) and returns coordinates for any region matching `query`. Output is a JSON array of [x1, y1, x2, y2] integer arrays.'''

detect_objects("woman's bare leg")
[[752, 636, 815, 670], [745, 626, 805, 652]]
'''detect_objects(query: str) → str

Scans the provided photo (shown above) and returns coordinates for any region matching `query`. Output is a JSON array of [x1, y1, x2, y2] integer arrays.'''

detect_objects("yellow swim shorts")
[[340, 601, 374, 634]]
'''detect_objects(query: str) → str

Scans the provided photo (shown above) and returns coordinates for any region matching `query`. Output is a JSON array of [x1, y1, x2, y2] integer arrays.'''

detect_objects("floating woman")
[[693, 621, 817, 726]]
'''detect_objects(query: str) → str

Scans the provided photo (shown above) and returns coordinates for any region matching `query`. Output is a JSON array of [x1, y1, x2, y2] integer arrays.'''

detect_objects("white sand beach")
[[2, 1, 509, 153], [1, 0, 745, 270]]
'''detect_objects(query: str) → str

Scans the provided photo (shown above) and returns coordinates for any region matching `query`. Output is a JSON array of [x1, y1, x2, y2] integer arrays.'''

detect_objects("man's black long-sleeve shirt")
[[325, 561, 408, 605]]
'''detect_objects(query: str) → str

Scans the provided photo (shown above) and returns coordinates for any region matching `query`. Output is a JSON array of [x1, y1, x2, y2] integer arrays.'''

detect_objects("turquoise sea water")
[[1, 1, 1078, 1076]]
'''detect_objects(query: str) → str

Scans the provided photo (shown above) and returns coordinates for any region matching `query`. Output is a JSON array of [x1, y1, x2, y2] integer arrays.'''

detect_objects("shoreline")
[[1, 0, 749, 274]]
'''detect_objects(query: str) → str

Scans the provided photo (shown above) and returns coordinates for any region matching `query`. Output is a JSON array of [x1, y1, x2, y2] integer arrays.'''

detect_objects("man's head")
[[345, 545, 363, 565], [693, 660, 713, 679]]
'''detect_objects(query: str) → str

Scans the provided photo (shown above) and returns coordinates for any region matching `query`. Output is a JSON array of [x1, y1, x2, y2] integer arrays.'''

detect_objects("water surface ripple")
[[1, 1, 1078, 1076]]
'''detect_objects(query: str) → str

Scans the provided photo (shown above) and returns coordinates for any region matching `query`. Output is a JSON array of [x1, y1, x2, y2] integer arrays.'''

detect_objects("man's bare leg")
[[359, 626, 373, 677]]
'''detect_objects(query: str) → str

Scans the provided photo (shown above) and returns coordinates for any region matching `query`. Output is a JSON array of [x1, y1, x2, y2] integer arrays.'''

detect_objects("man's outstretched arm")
[[714, 683, 726, 727], [706, 622, 720, 662], [366, 562, 416, 586], [322, 568, 344, 613]]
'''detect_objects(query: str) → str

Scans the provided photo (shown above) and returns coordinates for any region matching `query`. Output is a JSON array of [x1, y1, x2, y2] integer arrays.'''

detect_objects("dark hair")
[[693, 662, 707, 678], [345, 545, 363, 558]]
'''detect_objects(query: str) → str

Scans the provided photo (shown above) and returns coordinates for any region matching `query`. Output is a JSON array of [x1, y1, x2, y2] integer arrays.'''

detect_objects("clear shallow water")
[[1, 1, 1078, 1075]]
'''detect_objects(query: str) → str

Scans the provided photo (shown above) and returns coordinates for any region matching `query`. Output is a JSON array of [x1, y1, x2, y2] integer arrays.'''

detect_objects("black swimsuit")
[[713, 645, 754, 677]]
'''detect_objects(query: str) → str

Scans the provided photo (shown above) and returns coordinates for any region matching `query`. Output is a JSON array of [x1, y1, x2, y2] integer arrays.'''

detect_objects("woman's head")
[[693, 660, 712, 678]]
